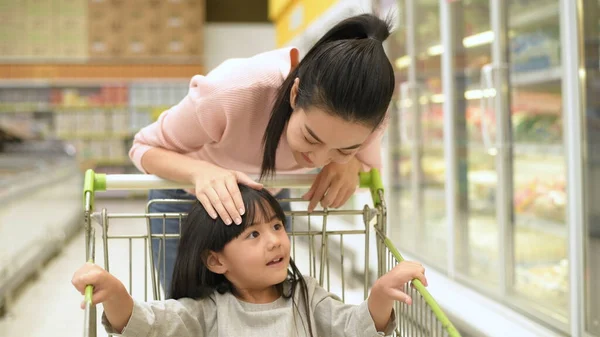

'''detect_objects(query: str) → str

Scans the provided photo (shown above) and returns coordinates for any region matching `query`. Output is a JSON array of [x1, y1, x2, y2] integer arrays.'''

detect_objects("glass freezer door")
[[387, 0, 447, 270], [450, 0, 568, 329]]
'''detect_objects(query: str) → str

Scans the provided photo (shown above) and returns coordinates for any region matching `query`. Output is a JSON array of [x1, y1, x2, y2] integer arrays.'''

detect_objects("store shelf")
[[513, 143, 563, 157], [0, 64, 204, 80], [509, 3, 559, 28], [511, 67, 562, 86], [93, 157, 132, 167]]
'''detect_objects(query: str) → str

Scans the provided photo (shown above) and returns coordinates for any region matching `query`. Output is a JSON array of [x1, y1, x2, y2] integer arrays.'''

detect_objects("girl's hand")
[[193, 163, 263, 225], [72, 263, 133, 333], [303, 157, 362, 212], [373, 261, 428, 305], [367, 261, 427, 331], [72, 262, 129, 309]]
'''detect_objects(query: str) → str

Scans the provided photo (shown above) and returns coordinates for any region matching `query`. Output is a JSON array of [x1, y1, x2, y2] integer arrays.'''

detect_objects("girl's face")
[[212, 212, 291, 292], [285, 79, 373, 168]]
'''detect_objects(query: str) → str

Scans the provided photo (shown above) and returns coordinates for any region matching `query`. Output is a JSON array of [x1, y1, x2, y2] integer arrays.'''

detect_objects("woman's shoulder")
[[189, 47, 300, 94]]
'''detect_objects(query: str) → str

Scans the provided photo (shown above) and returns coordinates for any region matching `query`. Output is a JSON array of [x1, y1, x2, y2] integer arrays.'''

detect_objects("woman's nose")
[[311, 148, 332, 166]]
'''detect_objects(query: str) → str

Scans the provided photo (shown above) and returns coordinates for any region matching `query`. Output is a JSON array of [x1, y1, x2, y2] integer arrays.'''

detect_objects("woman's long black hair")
[[170, 185, 314, 336], [260, 13, 395, 179]]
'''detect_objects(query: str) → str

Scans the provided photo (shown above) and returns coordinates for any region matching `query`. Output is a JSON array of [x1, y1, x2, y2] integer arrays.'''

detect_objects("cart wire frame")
[[81, 168, 461, 337]]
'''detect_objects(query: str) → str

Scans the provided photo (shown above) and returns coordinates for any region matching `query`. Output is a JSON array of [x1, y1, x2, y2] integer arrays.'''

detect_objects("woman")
[[130, 13, 395, 294]]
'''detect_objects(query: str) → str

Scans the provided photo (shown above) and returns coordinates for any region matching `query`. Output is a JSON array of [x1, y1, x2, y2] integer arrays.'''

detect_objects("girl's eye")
[[247, 231, 260, 239], [273, 223, 283, 230], [337, 150, 352, 156]]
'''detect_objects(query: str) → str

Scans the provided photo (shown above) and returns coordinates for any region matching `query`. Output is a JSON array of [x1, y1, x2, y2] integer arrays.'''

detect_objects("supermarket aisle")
[[0, 199, 364, 337]]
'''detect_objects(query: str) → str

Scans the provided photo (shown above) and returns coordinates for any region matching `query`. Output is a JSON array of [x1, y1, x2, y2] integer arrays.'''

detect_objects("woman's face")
[[285, 79, 373, 168]]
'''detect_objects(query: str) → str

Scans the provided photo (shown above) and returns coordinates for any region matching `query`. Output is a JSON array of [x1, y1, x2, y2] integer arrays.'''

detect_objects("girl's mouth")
[[267, 257, 284, 266]]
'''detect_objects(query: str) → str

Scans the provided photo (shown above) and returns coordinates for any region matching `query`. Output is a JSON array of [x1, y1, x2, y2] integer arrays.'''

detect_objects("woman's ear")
[[205, 251, 227, 275], [289, 78, 300, 109]]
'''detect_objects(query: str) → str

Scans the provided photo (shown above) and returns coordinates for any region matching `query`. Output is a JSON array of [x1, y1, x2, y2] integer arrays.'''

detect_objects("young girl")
[[137, 13, 396, 294], [72, 185, 428, 337]]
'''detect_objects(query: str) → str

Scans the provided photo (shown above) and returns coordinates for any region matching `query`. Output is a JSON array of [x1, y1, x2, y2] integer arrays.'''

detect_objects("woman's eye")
[[337, 150, 352, 156], [273, 223, 283, 230], [247, 231, 260, 239], [304, 136, 318, 145]]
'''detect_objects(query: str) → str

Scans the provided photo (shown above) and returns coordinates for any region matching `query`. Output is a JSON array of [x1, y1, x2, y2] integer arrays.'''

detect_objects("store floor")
[[0, 199, 364, 337]]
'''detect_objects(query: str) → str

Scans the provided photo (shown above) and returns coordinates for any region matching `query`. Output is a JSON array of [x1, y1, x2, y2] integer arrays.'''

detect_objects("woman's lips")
[[301, 153, 313, 164]]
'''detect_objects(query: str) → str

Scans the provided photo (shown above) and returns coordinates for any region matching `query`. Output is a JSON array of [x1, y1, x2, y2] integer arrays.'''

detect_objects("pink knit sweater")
[[129, 47, 384, 178]]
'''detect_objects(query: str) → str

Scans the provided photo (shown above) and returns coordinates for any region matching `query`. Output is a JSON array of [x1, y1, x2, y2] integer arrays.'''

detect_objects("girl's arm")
[[72, 263, 210, 336]]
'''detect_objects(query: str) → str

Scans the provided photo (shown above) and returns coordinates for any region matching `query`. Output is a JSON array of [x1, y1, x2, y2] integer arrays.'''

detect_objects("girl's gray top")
[[102, 276, 397, 336]]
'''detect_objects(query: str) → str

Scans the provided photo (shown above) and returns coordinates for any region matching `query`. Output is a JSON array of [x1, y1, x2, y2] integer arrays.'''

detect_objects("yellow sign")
[[268, 0, 295, 21], [273, 0, 338, 47]]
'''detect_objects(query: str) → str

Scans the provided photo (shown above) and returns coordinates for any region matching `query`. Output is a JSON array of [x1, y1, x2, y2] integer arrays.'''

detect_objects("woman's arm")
[[130, 76, 262, 224], [141, 147, 212, 184]]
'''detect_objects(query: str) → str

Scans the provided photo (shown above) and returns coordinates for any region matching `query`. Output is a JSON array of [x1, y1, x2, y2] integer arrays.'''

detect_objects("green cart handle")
[[84, 168, 385, 208]]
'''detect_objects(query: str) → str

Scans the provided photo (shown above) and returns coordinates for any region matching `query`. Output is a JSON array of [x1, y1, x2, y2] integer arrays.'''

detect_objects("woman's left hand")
[[303, 157, 363, 212]]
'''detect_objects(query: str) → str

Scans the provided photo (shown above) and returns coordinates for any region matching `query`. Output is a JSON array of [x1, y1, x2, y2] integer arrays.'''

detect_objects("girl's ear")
[[205, 251, 227, 275], [289, 78, 300, 109]]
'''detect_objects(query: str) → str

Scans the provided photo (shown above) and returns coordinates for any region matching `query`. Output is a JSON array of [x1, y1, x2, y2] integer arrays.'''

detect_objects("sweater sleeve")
[[128, 75, 227, 173], [309, 278, 396, 337], [101, 298, 212, 337]]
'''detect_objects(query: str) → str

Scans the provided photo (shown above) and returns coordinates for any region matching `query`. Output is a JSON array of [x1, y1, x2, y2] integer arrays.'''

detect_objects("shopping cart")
[[81, 168, 461, 337]]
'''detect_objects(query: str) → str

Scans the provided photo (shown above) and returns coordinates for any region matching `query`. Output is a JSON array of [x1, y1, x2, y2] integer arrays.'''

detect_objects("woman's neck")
[[233, 284, 281, 304]]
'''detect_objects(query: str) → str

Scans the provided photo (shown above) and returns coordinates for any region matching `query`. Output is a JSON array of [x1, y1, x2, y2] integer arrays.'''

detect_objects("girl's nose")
[[266, 231, 281, 250]]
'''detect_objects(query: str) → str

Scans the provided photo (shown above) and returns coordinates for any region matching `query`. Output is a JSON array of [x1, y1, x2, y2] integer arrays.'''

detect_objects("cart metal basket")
[[81, 168, 461, 337]]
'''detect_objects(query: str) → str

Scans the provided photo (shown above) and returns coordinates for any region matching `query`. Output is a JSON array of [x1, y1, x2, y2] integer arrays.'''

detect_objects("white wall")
[[203, 23, 276, 72]]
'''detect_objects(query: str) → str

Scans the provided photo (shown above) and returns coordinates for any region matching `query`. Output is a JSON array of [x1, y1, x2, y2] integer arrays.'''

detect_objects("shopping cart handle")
[[84, 169, 383, 191], [83, 169, 384, 207]]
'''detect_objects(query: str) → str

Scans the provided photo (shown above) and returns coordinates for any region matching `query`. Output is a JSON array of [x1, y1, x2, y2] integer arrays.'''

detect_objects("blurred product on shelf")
[[0, 80, 189, 172], [511, 30, 560, 74]]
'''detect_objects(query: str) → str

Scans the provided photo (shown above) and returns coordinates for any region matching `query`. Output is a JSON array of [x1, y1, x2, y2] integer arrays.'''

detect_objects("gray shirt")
[[102, 276, 396, 336]]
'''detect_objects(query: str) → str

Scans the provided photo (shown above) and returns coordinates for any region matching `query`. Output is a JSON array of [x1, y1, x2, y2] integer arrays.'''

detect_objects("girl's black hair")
[[261, 13, 395, 179], [170, 185, 314, 336]]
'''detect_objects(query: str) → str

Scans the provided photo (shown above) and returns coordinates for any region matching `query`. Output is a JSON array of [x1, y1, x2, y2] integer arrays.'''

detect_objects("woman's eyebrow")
[[305, 125, 361, 150]]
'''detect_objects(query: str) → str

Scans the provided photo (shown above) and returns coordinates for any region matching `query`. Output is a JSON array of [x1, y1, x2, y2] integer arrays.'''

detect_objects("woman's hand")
[[193, 163, 263, 225], [72, 263, 133, 333], [303, 156, 363, 212]]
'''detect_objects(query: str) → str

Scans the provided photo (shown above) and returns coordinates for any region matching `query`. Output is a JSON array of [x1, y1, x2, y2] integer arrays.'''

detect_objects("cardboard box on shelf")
[[26, 0, 53, 18], [120, 35, 159, 58], [88, 35, 124, 58], [161, 32, 203, 56]]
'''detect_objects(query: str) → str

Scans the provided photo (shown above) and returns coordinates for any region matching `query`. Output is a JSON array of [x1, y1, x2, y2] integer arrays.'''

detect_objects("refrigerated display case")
[[381, 0, 575, 334]]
